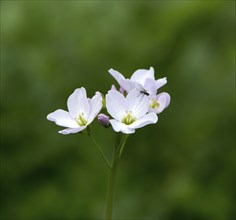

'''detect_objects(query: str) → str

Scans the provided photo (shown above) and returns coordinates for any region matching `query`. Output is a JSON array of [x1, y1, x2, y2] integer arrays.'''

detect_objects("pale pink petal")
[[129, 113, 158, 129], [106, 90, 127, 121], [110, 119, 135, 134], [58, 126, 86, 135], [152, 92, 170, 114], [67, 88, 90, 119], [111, 84, 117, 90], [78, 97, 90, 119], [108, 69, 125, 85], [120, 79, 140, 93], [144, 78, 156, 94], [157, 92, 170, 108], [87, 93, 103, 124], [47, 109, 79, 128], [126, 89, 149, 119], [119, 86, 125, 94], [149, 77, 167, 95], [155, 77, 167, 89], [130, 67, 154, 85]]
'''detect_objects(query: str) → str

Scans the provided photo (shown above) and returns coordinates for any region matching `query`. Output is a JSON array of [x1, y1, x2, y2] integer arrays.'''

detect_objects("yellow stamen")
[[76, 113, 87, 126], [122, 111, 136, 125], [149, 99, 160, 110]]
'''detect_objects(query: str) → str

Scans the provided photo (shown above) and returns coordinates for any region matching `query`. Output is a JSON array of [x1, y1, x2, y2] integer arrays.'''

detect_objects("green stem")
[[104, 133, 129, 220], [104, 149, 119, 220], [89, 134, 111, 169], [118, 135, 129, 158]]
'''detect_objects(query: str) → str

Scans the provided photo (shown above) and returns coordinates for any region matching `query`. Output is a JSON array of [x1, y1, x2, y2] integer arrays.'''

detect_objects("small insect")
[[139, 88, 150, 96], [136, 87, 150, 101]]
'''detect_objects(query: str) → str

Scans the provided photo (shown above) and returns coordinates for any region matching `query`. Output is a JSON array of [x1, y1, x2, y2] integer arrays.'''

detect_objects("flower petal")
[[108, 69, 125, 85], [153, 92, 170, 114], [87, 92, 103, 124], [47, 109, 79, 128], [130, 67, 154, 85], [110, 119, 135, 134], [157, 92, 170, 108], [143, 78, 156, 94], [111, 84, 117, 90], [67, 88, 85, 118], [148, 77, 167, 95], [155, 77, 167, 89], [106, 90, 127, 121], [129, 112, 158, 129], [120, 79, 140, 93], [58, 126, 86, 135], [67, 88, 90, 119], [126, 89, 149, 119]]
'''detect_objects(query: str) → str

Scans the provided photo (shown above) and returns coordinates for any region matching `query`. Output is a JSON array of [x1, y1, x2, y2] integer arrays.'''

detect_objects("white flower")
[[149, 92, 171, 114], [47, 87, 102, 134], [108, 67, 167, 96], [106, 89, 158, 134]]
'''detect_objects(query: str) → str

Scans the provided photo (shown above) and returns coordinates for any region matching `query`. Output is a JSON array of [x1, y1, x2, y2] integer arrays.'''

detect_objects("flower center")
[[122, 111, 136, 125], [76, 113, 87, 126], [149, 98, 160, 110]]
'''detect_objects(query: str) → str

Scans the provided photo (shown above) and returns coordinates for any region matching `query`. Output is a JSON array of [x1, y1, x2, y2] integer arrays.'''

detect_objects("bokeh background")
[[1, 1, 235, 220]]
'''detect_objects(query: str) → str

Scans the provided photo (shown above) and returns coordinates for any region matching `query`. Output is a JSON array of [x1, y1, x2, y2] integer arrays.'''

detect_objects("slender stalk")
[[104, 149, 119, 220], [89, 134, 111, 169], [104, 133, 129, 220], [118, 135, 129, 158]]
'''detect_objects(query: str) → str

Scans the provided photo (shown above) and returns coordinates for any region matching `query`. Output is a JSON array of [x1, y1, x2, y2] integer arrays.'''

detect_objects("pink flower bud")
[[98, 114, 110, 128]]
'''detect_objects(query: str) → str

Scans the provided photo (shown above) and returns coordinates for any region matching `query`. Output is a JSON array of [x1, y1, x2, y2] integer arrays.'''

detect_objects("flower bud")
[[98, 114, 110, 128]]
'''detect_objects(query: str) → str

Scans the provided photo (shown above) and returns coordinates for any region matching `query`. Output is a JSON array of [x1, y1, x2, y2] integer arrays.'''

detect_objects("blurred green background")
[[1, 1, 235, 220]]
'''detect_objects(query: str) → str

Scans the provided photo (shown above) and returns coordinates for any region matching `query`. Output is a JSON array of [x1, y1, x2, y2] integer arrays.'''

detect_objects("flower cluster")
[[47, 67, 170, 134]]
